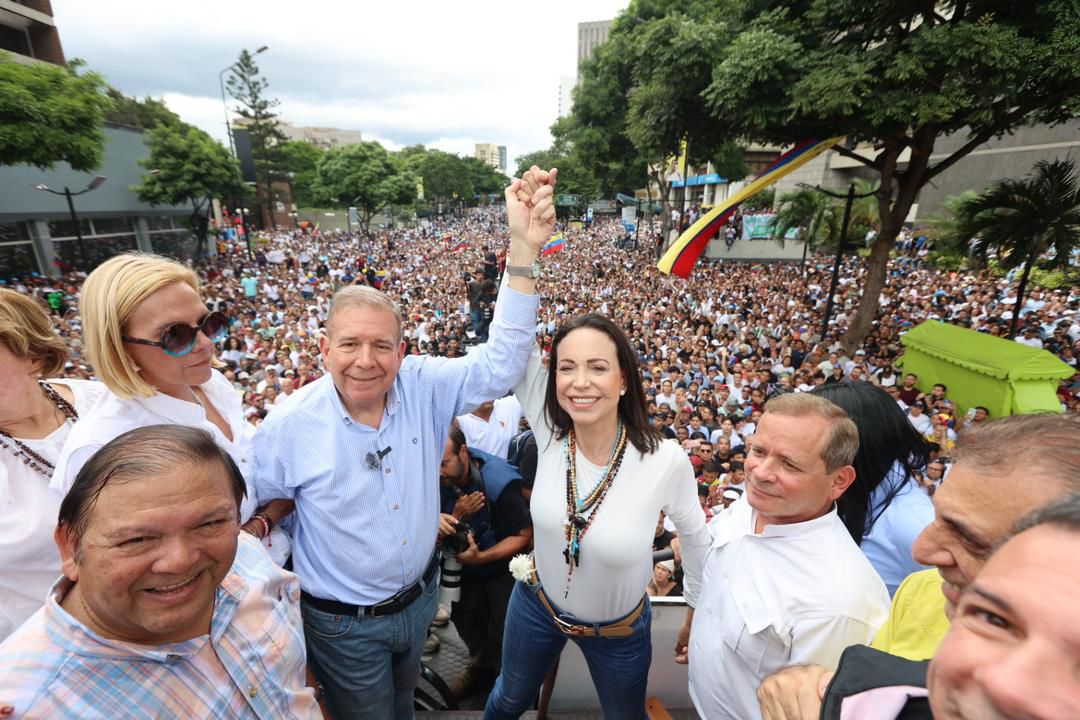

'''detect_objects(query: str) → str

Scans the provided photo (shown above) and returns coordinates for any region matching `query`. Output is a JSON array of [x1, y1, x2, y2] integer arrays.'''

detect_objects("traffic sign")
[[557, 194, 580, 206]]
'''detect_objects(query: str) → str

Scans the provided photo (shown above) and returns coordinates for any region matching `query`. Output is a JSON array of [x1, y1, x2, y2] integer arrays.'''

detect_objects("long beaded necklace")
[[562, 420, 628, 597], [0, 382, 79, 479]]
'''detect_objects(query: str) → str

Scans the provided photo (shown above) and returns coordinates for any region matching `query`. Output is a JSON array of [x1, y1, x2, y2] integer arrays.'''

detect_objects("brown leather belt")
[[535, 589, 645, 638]]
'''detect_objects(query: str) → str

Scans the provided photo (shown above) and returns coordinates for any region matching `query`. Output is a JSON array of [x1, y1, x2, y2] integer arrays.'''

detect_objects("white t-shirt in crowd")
[[456, 395, 525, 459], [0, 379, 106, 641]]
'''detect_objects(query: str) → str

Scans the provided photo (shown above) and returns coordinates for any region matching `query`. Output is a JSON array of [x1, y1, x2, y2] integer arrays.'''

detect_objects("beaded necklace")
[[562, 420, 628, 597], [0, 382, 79, 479]]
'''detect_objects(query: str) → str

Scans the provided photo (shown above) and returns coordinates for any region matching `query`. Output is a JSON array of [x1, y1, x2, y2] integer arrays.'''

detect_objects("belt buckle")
[[369, 598, 396, 618], [555, 616, 590, 637]]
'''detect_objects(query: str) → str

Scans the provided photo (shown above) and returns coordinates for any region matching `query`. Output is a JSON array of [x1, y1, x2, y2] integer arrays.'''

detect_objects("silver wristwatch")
[[505, 260, 541, 279]]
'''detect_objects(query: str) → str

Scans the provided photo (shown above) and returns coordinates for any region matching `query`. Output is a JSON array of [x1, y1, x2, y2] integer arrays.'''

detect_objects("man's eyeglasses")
[[122, 311, 228, 357]]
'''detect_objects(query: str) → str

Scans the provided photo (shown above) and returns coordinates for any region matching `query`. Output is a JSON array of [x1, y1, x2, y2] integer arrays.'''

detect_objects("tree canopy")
[[134, 123, 244, 257], [316, 142, 416, 236], [550, 0, 1080, 350], [275, 140, 324, 208], [953, 159, 1080, 338], [0, 54, 112, 171]]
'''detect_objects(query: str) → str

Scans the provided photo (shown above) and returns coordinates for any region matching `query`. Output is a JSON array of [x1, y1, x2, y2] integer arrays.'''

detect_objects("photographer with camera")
[[438, 425, 533, 700]]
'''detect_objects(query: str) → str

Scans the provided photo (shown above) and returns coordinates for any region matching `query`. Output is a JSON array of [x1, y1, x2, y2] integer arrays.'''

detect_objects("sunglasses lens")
[[204, 312, 228, 341], [162, 324, 197, 356]]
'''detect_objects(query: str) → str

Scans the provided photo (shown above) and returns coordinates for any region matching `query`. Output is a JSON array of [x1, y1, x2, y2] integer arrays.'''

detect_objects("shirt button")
[[166, 654, 180, 663], [402, 539, 408, 546], [385, 468, 391, 474], [248, 687, 258, 698], [393, 504, 400, 510]]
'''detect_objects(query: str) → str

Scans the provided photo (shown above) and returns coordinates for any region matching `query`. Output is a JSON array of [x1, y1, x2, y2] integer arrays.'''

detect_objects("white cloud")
[[54, 0, 628, 168]]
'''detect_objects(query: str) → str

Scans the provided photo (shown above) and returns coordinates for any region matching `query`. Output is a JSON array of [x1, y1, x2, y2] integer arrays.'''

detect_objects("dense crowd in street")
[[10, 205, 1080, 430]]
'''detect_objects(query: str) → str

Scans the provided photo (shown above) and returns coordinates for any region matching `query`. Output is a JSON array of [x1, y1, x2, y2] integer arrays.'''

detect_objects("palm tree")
[[954, 159, 1080, 338], [769, 188, 840, 273]]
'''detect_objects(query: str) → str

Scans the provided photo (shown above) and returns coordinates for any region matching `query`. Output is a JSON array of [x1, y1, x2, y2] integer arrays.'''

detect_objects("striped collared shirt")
[[252, 285, 539, 605], [0, 534, 320, 719]]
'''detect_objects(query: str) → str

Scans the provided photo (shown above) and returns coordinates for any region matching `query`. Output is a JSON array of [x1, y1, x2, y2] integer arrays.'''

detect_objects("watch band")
[[505, 261, 541, 279]]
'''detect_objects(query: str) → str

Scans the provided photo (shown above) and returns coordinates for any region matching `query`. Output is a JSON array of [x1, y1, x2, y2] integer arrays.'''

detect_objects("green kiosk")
[[899, 320, 1073, 417]]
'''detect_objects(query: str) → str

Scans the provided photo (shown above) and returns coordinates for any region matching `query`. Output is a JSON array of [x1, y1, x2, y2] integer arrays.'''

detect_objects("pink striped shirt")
[[0, 534, 320, 719]]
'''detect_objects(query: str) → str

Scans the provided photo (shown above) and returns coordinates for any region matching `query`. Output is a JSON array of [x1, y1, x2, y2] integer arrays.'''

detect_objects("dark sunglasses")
[[122, 311, 228, 357]]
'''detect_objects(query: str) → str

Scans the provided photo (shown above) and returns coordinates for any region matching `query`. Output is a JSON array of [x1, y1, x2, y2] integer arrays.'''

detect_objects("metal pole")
[[219, 68, 235, 157], [64, 187, 89, 268], [820, 183, 855, 340], [635, 199, 641, 249]]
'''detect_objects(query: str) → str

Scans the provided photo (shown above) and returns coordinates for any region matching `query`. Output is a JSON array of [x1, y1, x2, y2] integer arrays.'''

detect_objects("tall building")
[[558, 75, 576, 118], [277, 121, 363, 149], [577, 19, 612, 79], [0, 0, 65, 66], [232, 118, 363, 149], [475, 143, 506, 173]]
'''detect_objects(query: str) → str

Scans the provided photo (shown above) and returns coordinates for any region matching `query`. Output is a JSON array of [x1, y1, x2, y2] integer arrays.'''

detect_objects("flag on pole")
[[451, 240, 468, 253], [657, 137, 845, 278], [541, 233, 566, 256]]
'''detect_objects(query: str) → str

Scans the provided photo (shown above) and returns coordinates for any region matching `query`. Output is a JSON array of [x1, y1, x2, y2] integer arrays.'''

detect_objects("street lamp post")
[[219, 45, 268, 157], [797, 182, 877, 341], [34, 175, 107, 269]]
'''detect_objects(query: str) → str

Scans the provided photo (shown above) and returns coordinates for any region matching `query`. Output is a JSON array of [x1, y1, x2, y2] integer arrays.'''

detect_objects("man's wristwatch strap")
[[505, 260, 541, 278]]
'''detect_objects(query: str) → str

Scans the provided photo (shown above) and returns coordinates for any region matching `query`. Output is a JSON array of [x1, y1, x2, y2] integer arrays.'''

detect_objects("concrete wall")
[[0, 124, 193, 222], [917, 120, 1080, 220]]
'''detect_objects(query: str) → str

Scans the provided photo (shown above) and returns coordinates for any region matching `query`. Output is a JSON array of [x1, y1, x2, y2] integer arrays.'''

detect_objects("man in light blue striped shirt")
[[253, 170, 559, 720]]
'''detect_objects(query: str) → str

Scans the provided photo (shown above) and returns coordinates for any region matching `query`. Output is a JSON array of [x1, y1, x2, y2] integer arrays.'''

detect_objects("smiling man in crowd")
[[0, 425, 320, 719]]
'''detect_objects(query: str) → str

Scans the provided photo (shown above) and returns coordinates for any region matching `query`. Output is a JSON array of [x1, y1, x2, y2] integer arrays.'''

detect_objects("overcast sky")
[[53, 0, 628, 172]]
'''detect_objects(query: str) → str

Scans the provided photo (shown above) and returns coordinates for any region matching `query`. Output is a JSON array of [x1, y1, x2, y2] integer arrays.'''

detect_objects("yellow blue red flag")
[[657, 137, 844, 278]]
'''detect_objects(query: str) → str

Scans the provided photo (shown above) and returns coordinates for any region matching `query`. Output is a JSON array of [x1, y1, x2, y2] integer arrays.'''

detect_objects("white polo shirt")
[[688, 496, 890, 720]]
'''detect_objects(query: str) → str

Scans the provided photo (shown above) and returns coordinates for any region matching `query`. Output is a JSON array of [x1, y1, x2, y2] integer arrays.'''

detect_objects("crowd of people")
[[1, 164, 1079, 720]]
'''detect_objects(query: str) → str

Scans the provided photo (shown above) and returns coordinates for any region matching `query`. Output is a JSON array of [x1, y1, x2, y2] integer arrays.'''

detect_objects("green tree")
[[414, 149, 473, 209], [702, 0, 1080, 351], [276, 140, 324, 208], [953, 159, 1080, 338], [134, 123, 244, 258], [226, 48, 287, 228], [463, 156, 507, 200], [769, 188, 840, 270], [316, 142, 416, 236], [103, 89, 182, 130], [0, 53, 112, 170]]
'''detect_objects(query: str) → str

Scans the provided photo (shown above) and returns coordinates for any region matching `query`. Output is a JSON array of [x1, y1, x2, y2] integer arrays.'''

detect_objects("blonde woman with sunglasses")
[[52, 253, 293, 564]]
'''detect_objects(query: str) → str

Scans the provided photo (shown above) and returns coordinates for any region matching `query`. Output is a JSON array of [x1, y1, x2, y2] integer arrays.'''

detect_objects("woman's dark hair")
[[544, 314, 661, 455], [812, 381, 931, 545], [58, 425, 247, 547]]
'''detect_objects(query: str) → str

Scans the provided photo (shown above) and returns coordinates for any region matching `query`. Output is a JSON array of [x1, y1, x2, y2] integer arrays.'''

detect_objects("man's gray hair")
[[327, 285, 403, 341], [762, 392, 859, 473], [953, 413, 1080, 493]]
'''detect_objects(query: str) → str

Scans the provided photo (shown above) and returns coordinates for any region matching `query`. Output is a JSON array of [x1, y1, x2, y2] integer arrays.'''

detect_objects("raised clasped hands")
[[505, 165, 558, 255]]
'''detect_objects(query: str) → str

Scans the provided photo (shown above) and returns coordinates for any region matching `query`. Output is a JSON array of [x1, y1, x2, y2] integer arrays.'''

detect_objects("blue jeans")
[[484, 583, 652, 720], [302, 578, 439, 720]]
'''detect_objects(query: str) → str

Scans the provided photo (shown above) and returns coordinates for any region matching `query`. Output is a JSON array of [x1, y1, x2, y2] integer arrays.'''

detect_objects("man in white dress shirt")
[[684, 392, 890, 720]]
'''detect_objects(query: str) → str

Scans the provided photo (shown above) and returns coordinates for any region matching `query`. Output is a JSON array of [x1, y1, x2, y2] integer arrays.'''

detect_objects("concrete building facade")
[[771, 121, 1080, 224], [577, 19, 611, 77], [0, 0, 64, 66], [0, 124, 198, 278], [475, 143, 506, 173]]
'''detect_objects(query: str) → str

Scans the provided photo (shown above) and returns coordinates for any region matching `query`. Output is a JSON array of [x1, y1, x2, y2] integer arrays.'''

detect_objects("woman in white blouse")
[[52, 254, 293, 564], [0, 288, 106, 640], [485, 314, 709, 720]]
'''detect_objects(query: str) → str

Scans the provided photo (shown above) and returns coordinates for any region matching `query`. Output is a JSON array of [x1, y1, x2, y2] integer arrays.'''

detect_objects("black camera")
[[443, 521, 472, 554]]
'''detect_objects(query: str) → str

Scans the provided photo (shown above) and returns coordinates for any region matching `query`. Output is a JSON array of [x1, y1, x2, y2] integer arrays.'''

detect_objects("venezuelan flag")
[[542, 233, 566, 256], [657, 137, 845, 278]]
